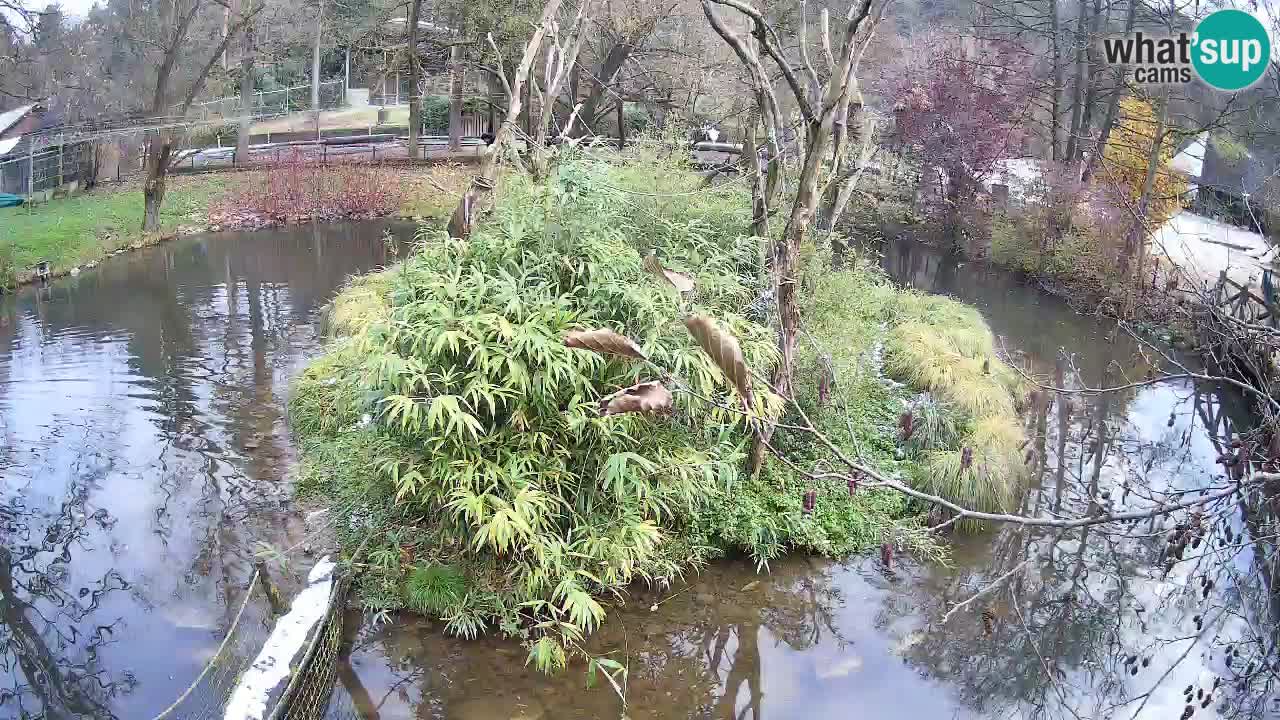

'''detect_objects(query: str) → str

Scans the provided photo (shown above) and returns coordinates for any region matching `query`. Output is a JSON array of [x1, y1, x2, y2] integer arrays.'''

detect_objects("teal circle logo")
[[1192, 9, 1271, 91]]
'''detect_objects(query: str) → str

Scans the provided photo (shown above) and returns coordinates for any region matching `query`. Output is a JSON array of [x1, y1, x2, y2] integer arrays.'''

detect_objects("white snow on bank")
[[223, 557, 336, 720], [984, 158, 1046, 202], [1153, 211, 1271, 286]]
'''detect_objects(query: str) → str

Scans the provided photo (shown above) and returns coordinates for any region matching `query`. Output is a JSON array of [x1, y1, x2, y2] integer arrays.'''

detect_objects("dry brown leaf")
[[599, 380, 673, 416], [643, 251, 695, 294], [683, 315, 754, 408], [563, 329, 648, 360], [661, 269, 696, 293]]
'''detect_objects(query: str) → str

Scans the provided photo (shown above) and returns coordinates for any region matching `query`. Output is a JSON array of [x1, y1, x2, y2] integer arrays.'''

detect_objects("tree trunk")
[[236, 25, 255, 167], [311, 0, 323, 110], [1081, 0, 1136, 184], [1049, 0, 1062, 162], [143, 130, 173, 232], [1119, 93, 1167, 296], [448, 43, 464, 151], [578, 42, 632, 134], [744, 109, 770, 239], [406, 0, 423, 159], [1063, 0, 1088, 164], [1075, 0, 1104, 166]]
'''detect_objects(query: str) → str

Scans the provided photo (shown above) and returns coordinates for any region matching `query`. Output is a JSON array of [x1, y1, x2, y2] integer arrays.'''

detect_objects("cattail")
[[961, 447, 973, 470], [982, 357, 990, 375], [847, 474, 859, 497], [899, 410, 914, 441], [881, 542, 894, 569], [802, 489, 816, 515]]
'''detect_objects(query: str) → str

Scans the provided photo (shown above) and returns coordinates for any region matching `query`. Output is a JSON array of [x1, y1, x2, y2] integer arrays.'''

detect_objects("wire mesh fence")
[[0, 139, 95, 196], [149, 568, 353, 720], [181, 81, 347, 122], [150, 573, 275, 720]]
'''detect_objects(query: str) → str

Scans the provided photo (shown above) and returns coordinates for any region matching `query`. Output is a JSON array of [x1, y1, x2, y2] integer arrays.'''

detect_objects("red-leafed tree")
[[890, 38, 1032, 236]]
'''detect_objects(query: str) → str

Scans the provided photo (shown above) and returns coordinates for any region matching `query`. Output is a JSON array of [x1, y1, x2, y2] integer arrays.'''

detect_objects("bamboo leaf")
[[598, 381, 673, 416], [563, 329, 648, 360], [683, 315, 754, 407]]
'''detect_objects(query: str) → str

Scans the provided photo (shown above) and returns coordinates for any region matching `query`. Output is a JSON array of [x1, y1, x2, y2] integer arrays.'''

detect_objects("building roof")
[[0, 104, 36, 137]]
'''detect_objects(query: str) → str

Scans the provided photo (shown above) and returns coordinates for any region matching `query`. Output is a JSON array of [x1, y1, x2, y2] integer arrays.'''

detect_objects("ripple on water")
[[0, 220, 397, 718]]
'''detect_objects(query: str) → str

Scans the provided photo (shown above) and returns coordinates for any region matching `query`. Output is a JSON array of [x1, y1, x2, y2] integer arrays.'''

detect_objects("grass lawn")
[[0, 174, 235, 285], [0, 164, 468, 287]]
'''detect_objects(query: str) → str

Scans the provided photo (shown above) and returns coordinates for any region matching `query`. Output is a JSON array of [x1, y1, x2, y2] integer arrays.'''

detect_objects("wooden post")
[[26, 142, 34, 206]]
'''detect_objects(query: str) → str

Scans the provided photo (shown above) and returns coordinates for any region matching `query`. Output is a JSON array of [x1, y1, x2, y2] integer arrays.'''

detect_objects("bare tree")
[[447, 0, 566, 239], [528, 0, 592, 179], [701, 0, 883, 474], [142, 0, 265, 231]]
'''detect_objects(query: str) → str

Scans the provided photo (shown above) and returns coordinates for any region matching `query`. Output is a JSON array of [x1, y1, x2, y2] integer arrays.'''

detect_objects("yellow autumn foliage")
[[1101, 97, 1188, 229]]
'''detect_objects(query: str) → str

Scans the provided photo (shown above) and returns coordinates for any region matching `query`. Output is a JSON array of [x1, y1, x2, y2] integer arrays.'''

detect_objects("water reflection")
[[329, 238, 1275, 720], [0, 222, 393, 718]]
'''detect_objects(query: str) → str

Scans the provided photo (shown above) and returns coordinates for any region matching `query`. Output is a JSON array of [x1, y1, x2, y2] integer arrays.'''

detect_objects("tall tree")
[[142, 0, 264, 231], [703, 0, 883, 474], [406, 0, 424, 158]]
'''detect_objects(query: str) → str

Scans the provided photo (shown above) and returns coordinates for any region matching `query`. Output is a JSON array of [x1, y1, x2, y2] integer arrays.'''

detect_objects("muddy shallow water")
[[0, 226, 1269, 719]]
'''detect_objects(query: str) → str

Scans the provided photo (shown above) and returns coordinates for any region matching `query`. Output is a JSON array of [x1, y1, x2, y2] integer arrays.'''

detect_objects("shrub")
[[989, 211, 1040, 275], [420, 95, 449, 132], [292, 152, 1018, 665], [292, 157, 776, 667], [0, 241, 15, 291], [208, 151, 406, 226]]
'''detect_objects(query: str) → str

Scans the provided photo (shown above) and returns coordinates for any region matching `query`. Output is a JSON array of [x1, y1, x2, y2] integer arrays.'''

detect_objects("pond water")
[[0, 226, 1270, 719], [0, 221, 393, 718]]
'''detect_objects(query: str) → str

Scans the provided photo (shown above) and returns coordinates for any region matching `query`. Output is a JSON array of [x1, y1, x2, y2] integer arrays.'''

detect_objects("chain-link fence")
[[0, 138, 95, 196], [148, 565, 352, 720], [181, 80, 347, 122]]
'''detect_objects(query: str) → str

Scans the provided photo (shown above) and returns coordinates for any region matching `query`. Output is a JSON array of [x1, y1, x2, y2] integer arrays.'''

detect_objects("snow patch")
[[1152, 211, 1270, 286], [223, 556, 336, 720]]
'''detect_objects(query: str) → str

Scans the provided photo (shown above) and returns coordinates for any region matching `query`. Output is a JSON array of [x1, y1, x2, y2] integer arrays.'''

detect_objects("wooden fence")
[[1214, 269, 1278, 326]]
